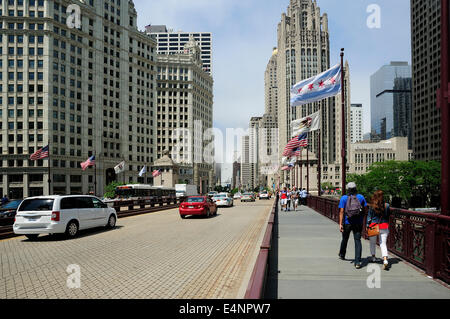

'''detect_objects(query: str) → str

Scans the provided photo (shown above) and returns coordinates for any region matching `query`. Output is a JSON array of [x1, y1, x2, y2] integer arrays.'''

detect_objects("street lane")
[[0, 200, 274, 299]]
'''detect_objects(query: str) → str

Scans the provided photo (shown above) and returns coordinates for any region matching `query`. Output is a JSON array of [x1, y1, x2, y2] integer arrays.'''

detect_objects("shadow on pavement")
[[264, 203, 279, 299]]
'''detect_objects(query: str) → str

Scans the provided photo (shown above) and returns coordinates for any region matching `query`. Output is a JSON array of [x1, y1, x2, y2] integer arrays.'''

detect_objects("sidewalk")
[[267, 204, 450, 299]]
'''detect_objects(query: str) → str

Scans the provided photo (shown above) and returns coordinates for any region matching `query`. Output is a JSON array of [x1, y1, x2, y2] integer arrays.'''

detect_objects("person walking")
[[292, 187, 300, 211], [338, 182, 368, 269], [301, 188, 308, 206], [286, 188, 292, 211], [367, 190, 391, 270], [280, 187, 288, 212]]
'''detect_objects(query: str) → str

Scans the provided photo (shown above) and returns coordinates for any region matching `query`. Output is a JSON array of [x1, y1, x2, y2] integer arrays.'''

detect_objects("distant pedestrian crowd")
[[278, 187, 308, 212]]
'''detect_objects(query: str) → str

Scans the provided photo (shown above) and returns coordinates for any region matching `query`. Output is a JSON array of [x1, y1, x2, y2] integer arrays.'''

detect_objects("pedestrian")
[[292, 187, 299, 211], [338, 182, 368, 269], [367, 190, 391, 270], [301, 188, 308, 206], [286, 188, 292, 211], [280, 187, 288, 212]]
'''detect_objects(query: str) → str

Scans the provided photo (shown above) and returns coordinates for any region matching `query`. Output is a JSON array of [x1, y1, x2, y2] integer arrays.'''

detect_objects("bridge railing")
[[307, 196, 450, 284], [245, 196, 278, 299]]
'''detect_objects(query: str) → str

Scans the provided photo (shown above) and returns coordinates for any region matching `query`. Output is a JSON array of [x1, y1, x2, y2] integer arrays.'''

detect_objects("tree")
[[103, 181, 126, 199], [347, 161, 441, 209]]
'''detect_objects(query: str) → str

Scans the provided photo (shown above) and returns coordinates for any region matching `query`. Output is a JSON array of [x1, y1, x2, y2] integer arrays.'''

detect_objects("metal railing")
[[245, 196, 278, 299], [0, 196, 186, 240], [307, 196, 450, 284]]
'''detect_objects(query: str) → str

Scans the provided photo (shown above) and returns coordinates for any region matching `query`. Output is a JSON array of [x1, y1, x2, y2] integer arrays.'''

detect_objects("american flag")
[[81, 156, 96, 171], [283, 133, 308, 157], [30, 145, 49, 160], [152, 169, 162, 178]]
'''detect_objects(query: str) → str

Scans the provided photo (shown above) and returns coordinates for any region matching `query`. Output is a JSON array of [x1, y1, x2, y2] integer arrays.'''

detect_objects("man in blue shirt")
[[338, 182, 367, 269]]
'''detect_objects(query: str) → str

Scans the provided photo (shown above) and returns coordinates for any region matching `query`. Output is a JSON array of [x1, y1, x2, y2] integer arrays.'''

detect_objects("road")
[[0, 200, 274, 299]]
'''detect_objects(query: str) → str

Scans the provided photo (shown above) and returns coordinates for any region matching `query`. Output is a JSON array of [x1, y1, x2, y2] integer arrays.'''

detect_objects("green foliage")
[[347, 161, 441, 208], [103, 181, 126, 199]]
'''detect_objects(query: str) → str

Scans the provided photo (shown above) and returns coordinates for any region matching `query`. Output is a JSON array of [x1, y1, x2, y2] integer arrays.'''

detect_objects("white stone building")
[[155, 36, 214, 192], [0, 0, 157, 198]]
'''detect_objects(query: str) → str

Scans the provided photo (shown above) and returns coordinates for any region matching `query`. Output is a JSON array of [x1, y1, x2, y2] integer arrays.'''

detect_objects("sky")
[[133, 0, 412, 183]]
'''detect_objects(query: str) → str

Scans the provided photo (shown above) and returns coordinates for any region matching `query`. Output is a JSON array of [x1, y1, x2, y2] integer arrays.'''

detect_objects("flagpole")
[[307, 145, 310, 194], [318, 129, 321, 197], [340, 48, 347, 196], [47, 140, 51, 195], [300, 151, 303, 190], [94, 152, 97, 196]]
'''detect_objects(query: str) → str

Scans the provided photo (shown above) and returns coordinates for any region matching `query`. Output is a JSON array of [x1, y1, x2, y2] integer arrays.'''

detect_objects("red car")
[[179, 196, 218, 219]]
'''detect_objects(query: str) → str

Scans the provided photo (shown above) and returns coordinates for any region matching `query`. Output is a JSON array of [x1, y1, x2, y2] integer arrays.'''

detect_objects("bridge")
[[0, 198, 449, 299]]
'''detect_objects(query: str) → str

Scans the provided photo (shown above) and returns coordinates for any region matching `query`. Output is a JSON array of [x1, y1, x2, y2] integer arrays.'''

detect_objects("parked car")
[[241, 193, 256, 202], [258, 191, 271, 200], [212, 194, 234, 207], [13, 196, 117, 240], [233, 193, 242, 200], [179, 196, 217, 219], [0, 200, 23, 219]]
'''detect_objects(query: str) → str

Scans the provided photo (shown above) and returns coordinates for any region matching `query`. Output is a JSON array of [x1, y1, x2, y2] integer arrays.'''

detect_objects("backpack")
[[345, 195, 362, 218]]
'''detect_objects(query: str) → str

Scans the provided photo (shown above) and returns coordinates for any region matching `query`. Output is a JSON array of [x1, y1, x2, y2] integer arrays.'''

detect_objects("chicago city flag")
[[138, 166, 147, 177], [290, 64, 342, 107]]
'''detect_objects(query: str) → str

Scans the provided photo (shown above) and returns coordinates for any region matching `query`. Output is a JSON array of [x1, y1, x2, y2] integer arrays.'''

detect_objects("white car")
[[212, 194, 234, 207], [13, 196, 118, 240], [233, 193, 242, 200], [259, 192, 271, 200]]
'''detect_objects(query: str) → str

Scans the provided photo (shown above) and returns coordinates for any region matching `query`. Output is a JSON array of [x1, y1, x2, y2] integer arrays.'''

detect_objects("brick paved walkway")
[[0, 201, 274, 299]]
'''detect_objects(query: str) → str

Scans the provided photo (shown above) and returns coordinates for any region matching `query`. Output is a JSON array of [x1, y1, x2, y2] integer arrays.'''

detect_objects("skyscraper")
[[411, 0, 442, 160], [350, 104, 363, 144], [276, 0, 351, 189], [370, 62, 411, 141], [393, 77, 413, 149], [0, 0, 157, 198], [240, 135, 251, 190], [146, 25, 212, 74], [155, 37, 214, 191]]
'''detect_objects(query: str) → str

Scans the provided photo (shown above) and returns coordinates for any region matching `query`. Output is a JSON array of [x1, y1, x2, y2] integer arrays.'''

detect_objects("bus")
[[114, 185, 176, 200]]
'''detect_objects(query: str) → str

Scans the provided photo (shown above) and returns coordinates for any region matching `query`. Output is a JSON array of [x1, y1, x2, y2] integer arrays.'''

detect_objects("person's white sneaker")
[[383, 260, 389, 270]]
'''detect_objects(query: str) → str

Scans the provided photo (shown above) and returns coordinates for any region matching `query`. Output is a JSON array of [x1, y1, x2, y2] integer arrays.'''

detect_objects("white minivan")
[[13, 196, 118, 240]]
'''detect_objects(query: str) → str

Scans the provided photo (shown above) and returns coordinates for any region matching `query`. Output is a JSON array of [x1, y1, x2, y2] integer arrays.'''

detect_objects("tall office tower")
[[259, 48, 279, 187], [232, 160, 241, 190], [249, 117, 262, 190], [350, 104, 363, 144], [146, 25, 212, 74], [214, 163, 222, 186], [0, 0, 157, 198], [265, 48, 279, 120], [276, 0, 351, 188], [393, 77, 413, 150], [370, 62, 411, 141], [156, 37, 214, 192], [411, 0, 441, 160], [240, 135, 251, 190]]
